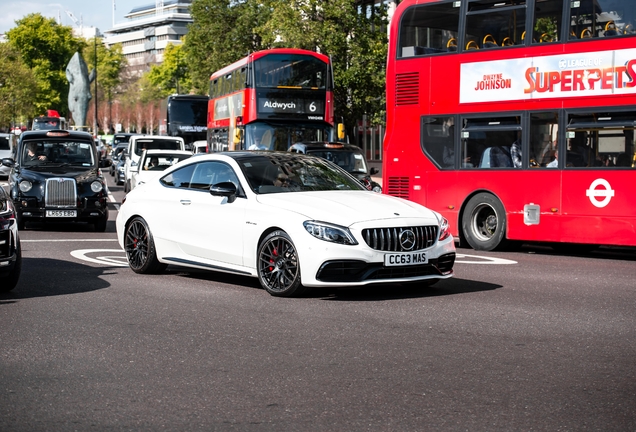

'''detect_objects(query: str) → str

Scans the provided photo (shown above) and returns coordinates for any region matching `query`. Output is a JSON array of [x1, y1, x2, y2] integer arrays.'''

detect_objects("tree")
[[83, 39, 126, 133], [0, 43, 38, 129], [185, 0, 388, 135], [146, 43, 191, 97], [184, 0, 271, 95], [6, 14, 85, 117]]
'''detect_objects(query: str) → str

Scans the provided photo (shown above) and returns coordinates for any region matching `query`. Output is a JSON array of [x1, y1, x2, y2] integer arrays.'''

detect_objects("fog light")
[[95, 201, 102, 208], [21, 201, 28, 207]]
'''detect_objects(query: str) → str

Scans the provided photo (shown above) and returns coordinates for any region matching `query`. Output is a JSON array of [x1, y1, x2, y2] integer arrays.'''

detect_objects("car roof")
[[18, 129, 93, 141], [290, 141, 363, 152], [143, 149, 193, 156]]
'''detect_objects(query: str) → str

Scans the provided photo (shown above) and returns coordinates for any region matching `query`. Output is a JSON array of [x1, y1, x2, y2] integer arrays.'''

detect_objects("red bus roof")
[[210, 48, 330, 81]]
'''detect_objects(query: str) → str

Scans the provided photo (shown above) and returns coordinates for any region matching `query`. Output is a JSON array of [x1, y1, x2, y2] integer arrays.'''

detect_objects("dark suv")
[[0, 186, 21, 291], [288, 142, 382, 192], [1, 130, 109, 231]]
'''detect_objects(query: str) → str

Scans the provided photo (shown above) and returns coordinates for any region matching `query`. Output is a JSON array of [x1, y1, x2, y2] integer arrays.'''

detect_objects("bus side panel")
[[561, 171, 636, 246], [425, 170, 459, 237]]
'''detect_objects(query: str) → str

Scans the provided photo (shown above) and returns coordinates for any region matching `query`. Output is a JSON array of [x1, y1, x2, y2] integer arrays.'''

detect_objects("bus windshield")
[[245, 122, 334, 151], [254, 54, 328, 89], [168, 98, 208, 127]]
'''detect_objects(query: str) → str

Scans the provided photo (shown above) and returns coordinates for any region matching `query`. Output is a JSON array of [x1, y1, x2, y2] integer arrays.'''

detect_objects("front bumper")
[[15, 196, 108, 223]]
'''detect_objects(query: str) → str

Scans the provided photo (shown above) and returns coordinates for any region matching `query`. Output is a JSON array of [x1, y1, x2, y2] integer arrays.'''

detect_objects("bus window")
[[533, 0, 562, 44], [530, 112, 559, 167], [566, 112, 636, 168], [398, 2, 460, 57], [421, 116, 456, 169], [465, 0, 527, 49], [461, 116, 521, 168], [570, 0, 635, 41]]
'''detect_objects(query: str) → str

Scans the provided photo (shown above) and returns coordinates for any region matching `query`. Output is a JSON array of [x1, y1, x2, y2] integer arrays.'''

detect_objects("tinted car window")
[[160, 163, 197, 188], [0, 136, 11, 150], [21, 139, 95, 167]]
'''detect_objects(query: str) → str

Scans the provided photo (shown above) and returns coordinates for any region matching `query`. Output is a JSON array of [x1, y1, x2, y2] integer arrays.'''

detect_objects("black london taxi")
[[1, 129, 109, 231]]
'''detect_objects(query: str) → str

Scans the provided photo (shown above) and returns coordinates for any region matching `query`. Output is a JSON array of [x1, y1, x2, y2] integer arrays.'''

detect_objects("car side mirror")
[[1, 158, 15, 168], [209, 181, 237, 203], [370, 167, 379, 175]]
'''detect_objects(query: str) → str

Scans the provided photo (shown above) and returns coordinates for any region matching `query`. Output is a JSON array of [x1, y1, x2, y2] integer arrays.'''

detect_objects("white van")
[[124, 135, 186, 192]]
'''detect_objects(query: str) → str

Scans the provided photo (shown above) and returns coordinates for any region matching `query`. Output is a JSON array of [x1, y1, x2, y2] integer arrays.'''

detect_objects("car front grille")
[[45, 178, 77, 207], [362, 225, 438, 252]]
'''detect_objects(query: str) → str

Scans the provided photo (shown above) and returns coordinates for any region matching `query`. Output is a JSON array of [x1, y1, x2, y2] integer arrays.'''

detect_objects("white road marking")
[[70, 249, 128, 266], [22, 239, 118, 242], [455, 254, 517, 265]]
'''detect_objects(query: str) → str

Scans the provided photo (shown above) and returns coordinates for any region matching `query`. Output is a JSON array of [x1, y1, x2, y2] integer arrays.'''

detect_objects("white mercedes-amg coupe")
[[116, 152, 456, 297]]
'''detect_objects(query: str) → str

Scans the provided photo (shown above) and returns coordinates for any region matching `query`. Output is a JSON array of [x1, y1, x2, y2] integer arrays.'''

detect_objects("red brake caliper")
[[269, 246, 278, 271]]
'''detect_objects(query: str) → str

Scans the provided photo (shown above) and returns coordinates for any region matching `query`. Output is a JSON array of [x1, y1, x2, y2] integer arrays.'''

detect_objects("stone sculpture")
[[65, 52, 95, 129]]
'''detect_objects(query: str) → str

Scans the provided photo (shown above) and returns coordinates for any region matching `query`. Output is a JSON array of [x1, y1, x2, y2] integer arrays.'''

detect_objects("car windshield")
[[21, 140, 95, 167], [238, 153, 366, 194], [307, 149, 369, 174], [142, 153, 191, 171]]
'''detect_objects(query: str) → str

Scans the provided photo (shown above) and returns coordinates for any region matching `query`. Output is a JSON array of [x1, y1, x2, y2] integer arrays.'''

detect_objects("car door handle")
[[180, 200, 191, 205]]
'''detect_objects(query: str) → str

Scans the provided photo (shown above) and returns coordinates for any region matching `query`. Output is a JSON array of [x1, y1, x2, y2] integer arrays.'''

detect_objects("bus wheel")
[[462, 193, 507, 251]]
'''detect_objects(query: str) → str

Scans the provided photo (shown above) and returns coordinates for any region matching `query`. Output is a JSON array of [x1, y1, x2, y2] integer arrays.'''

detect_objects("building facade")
[[103, 0, 193, 76]]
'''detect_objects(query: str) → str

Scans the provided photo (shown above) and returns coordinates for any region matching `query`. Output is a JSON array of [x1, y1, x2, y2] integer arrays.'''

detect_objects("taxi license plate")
[[46, 210, 77, 217], [384, 251, 427, 267]]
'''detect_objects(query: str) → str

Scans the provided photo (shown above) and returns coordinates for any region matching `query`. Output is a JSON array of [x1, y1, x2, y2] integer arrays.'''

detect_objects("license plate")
[[384, 251, 427, 267], [46, 210, 77, 217]]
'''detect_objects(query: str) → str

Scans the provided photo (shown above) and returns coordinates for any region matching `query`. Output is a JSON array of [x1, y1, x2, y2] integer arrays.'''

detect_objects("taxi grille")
[[45, 178, 77, 207], [362, 225, 438, 252]]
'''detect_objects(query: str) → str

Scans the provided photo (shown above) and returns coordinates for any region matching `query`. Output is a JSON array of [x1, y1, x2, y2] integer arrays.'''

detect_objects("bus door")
[[560, 114, 636, 246]]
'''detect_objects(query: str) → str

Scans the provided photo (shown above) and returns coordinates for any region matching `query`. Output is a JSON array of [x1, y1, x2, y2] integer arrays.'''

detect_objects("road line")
[[22, 239, 118, 242]]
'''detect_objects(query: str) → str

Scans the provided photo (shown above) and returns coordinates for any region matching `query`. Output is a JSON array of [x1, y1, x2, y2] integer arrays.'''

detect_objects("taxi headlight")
[[91, 180, 103, 193], [19, 180, 32, 193], [304, 221, 357, 245]]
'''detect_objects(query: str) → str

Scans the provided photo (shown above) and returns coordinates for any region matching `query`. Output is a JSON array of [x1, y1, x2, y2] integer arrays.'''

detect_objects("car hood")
[[255, 191, 439, 226]]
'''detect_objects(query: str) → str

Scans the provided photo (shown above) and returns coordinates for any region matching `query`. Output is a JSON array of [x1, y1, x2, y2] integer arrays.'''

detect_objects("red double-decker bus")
[[207, 48, 335, 152], [383, 0, 636, 251]]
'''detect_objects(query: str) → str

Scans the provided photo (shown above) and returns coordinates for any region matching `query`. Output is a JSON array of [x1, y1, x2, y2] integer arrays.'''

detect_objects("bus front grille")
[[362, 225, 438, 252], [387, 176, 409, 199], [45, 178, 77, 207]]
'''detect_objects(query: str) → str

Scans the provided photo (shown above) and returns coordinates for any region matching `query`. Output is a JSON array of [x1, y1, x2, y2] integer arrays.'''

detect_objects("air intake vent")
[[396, 72, 419, 105], [387, 176, 409, 200]]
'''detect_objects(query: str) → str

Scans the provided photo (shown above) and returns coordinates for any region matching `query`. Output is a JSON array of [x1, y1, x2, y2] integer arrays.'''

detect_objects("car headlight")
[[438, 217, 451, 241], [19, 180, 32, 193], [0, 198, 15, 216], [304, 221, 358, 245], [91, 180, 103, 193]]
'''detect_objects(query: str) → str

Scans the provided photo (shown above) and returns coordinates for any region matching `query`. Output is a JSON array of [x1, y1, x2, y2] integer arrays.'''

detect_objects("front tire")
[[462, 193, 508, 251], [257, 231, 305, 297], [1, 239, 21, 292], [124, 217, 166, 274]]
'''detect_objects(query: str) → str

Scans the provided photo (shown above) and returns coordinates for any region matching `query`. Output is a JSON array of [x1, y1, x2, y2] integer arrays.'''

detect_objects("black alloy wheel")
[[124, 216, 166, 274], [257, 231, 305, 297]]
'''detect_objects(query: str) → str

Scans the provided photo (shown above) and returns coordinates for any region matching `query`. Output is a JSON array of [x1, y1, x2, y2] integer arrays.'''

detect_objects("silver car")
[[0, 133, 17, 178]]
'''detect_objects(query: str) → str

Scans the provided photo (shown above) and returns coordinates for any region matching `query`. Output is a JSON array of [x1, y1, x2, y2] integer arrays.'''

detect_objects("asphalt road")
[[1, 172, 635, 431]]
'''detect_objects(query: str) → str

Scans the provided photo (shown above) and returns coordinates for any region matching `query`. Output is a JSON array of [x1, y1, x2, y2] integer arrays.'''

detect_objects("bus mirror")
[[233, 128, 243, 145], [337, 123, 345, 140]]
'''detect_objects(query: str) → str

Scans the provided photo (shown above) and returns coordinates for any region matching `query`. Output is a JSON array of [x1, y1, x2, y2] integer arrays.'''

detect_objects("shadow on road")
[[0, 257, 113, 302]]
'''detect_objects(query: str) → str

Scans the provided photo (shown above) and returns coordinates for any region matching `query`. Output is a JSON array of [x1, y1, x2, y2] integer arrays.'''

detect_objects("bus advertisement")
[[207, 48, 335, 152], [383, 0, 636, 251], [159, 94, 208, 150]]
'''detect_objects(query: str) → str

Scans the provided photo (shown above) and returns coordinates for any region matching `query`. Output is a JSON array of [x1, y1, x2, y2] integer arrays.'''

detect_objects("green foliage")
[[83, 38, 126, 100], [6, 14, 85, 116], [0, 43, 38, 128], [185, 0, 388, 135], [146, 43, 192, 97]]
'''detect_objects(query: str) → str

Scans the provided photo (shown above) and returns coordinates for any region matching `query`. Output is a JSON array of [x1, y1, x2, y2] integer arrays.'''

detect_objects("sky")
[[0, 1, 145, 35]]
